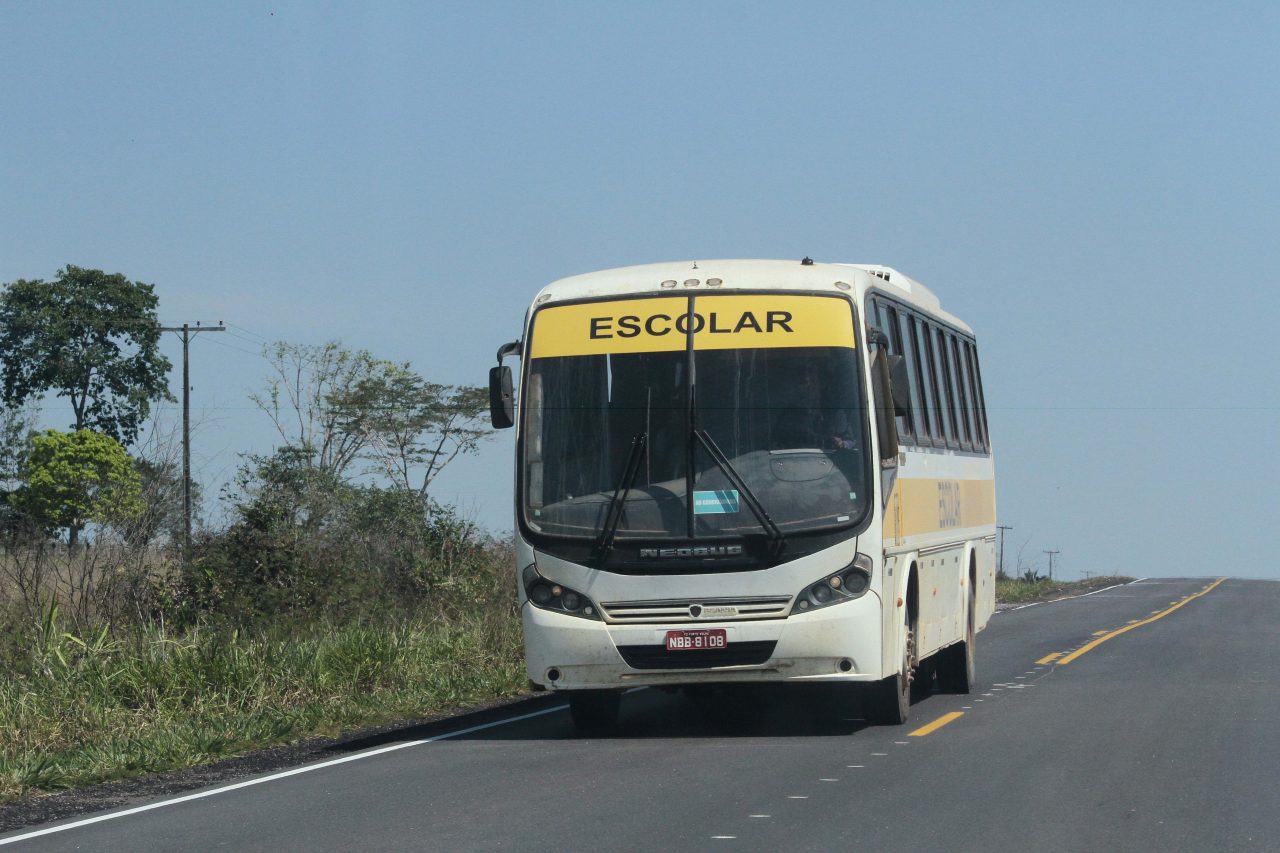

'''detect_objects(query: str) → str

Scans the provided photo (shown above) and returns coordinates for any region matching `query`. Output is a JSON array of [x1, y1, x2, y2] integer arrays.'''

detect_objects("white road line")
[[0, 704, 568, 846], [997, 579, 1139, 613], [819, 778, 839, 782], [787, 795, 808, 800], [846, 765, 864, 768], [748, 814, 771, 818]]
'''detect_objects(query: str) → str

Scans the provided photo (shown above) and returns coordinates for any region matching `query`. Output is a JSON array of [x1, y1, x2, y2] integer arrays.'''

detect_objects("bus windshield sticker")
[[693, 489, 740, 515]]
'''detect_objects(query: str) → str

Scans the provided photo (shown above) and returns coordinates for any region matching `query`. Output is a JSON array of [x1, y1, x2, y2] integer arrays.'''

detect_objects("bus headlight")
[[791, 553, 873, 614], [522, 564, 602, 620]]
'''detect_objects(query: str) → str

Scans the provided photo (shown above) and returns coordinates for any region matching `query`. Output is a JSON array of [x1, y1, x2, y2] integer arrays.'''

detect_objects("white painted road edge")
[[0, 703, 569, 846], [994, 578, 1146, 615]]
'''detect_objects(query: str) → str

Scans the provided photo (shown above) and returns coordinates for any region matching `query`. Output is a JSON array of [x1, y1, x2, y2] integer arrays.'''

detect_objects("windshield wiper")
[[694, 429, 784, 551], [595, 432, 647, 561]]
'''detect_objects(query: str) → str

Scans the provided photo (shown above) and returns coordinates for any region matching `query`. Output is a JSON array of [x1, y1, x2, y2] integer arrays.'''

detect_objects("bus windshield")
[[521, 294, 871, 543]]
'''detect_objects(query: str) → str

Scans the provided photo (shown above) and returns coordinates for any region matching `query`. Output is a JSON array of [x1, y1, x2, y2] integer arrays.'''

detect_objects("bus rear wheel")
[[937, 586, 976, 694], [568, 689, 621, 733]]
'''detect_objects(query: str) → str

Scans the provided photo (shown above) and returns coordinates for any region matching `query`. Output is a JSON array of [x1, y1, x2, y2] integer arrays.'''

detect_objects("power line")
[[159, 322, 226, 560]]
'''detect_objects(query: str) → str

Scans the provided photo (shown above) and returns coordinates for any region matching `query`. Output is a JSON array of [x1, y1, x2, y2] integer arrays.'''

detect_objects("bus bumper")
[[524, 592, 885, 690]]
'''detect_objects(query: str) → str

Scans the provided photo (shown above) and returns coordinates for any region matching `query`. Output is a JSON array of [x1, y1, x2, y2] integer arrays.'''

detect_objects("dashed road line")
[[1056, 577, 1226, 665], [908, 711, 964, 737]]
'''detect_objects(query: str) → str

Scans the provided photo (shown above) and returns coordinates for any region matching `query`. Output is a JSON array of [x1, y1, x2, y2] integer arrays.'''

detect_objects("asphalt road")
[[4, 576, 1277, 852]]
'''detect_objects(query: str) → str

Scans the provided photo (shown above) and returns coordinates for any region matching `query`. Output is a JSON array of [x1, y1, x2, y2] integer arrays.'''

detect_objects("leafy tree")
[[0, 265, 173, 446], [339, 365, 490, 496], [11, 429, 143, 542], [252, 341, 490, 492]]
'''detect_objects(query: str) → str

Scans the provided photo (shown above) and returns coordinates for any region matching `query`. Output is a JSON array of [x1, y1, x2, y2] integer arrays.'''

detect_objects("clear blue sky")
[[3, 2, 1278, 578]]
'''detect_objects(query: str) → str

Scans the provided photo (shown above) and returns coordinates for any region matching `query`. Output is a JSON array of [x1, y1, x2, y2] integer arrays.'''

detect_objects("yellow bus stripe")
[[884, 478, 997, 541], [1055, 577, 1226, 665]]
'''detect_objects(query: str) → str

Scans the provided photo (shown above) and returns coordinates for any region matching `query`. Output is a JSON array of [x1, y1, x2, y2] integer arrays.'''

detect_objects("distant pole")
[[159, 322, 226, 560], [1044, 549, 1060, 581], [997, 524, 1013, 578]]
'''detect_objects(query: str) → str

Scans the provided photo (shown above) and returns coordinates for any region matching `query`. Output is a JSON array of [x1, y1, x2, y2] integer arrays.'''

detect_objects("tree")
[[10, 429, 143, 542], [120, 458, 199, 548], [0, 403, 37, 489], [251, 341, 491, 493], [0, 265, 173, 447], [339, 365, 490, 496], [0, 404, 39, 540]]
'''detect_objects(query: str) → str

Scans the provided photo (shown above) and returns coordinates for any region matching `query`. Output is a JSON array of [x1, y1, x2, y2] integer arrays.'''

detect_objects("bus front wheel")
[[868, 608, 915, 725]]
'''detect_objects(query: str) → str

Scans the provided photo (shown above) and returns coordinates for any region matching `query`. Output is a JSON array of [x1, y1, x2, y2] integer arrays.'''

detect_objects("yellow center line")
[[909, 711, 964, 737], [1055, 577, 1227, 665], [1035, 651, 1062, 665]]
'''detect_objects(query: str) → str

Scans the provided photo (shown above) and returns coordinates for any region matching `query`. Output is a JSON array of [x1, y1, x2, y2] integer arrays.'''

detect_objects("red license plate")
[[665, 629, 728, 651]]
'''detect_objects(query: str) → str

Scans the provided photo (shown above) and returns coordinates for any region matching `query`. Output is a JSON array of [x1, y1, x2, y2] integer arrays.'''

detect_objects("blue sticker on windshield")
[[693, 490, 740, 514]]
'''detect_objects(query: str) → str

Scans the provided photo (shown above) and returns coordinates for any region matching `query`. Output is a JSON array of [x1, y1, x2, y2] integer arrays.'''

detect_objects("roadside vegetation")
[[0, 266, 518, 804], [995, 575, 1133, 605]]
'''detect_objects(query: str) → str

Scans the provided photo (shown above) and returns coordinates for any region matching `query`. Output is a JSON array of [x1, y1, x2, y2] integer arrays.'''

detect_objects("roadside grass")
[[996, 576, 1133, 605], [0, 611, 525, 803]]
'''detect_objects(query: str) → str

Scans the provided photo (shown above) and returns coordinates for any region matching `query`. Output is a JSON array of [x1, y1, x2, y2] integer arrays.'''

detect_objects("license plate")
[[665, 629, 728, 651]]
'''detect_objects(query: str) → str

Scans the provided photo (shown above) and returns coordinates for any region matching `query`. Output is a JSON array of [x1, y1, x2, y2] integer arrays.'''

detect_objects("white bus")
[[488, 259, 996, 729]]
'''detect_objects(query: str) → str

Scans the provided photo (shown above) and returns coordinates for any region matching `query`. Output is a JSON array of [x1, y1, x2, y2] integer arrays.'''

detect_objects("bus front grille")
[[617, 641, 777, 670], [599, 596, 792, 624]]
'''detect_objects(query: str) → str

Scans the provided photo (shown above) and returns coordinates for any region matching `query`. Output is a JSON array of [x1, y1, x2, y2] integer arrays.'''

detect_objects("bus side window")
[[947, 334, 973, 451], [929, 324, 956, 447], [899, 309, 927, 447], [919, 319, 945, 446], [882, 303, 914, 443], [957, 339, 980, 452], [968, 341, 991, 453]]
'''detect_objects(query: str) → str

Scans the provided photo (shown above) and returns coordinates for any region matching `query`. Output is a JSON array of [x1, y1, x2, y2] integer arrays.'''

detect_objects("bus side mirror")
[[489, 340, 521, 429], [888, 354, 911, 419], [489, 366, 514, 429]]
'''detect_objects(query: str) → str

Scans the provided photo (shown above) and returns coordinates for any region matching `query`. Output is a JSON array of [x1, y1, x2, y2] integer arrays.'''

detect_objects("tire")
[[868, 605, 915, 725], [937, 585, 976, 694], [568, 689, 621, 732]]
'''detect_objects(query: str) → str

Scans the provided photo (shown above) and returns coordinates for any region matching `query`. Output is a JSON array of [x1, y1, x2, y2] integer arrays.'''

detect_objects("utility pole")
[[159, 322, 225, 560], [1044, 549, 1060, 581], [997, 524, 1013, 579]]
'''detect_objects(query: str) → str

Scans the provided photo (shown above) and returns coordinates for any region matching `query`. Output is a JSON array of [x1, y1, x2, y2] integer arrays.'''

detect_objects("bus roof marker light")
[[706, 278, 723, 287], [834, 281, 851, 291], [684, 279, 700, 287], [660, 279, 678, 289], [536, 293, 552, 303]]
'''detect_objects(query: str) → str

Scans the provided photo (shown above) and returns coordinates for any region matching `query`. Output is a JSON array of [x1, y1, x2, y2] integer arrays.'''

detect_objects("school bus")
[[488, 259, 996, 729]]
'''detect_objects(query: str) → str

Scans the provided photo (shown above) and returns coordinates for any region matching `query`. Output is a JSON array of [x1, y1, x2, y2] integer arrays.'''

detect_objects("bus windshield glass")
[[521, 293, 871, 542]]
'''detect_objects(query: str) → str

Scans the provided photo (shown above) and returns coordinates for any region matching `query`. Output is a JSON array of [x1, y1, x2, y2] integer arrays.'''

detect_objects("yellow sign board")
[[528, 295, 855, 358]]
